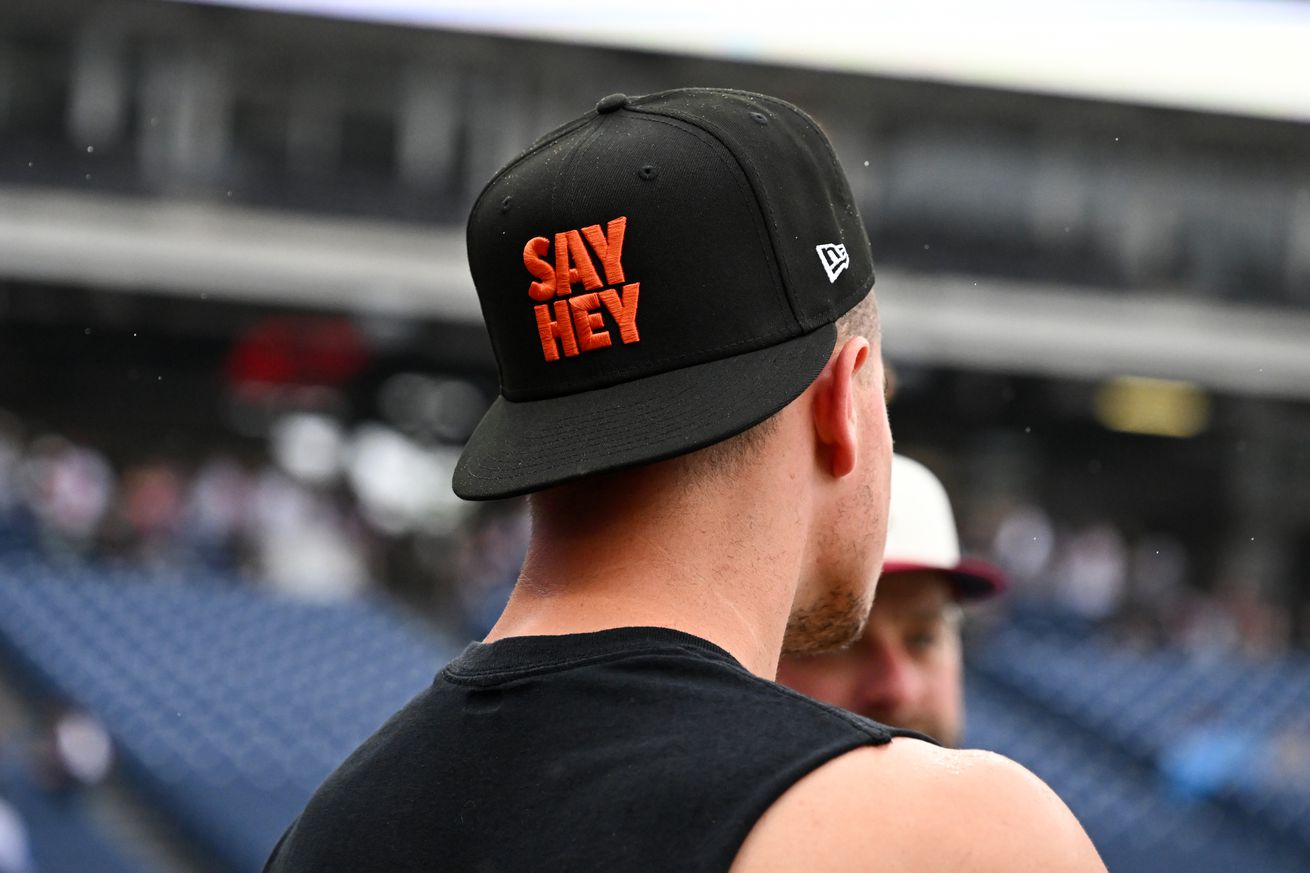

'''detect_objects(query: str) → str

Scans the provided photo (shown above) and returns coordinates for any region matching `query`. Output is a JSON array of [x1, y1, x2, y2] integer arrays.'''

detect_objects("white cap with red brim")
[[882, 455, 1006, 601]]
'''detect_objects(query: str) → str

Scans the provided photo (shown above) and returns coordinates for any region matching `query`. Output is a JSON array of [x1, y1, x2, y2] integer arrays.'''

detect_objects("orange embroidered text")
[[526, 216, 639, 362]]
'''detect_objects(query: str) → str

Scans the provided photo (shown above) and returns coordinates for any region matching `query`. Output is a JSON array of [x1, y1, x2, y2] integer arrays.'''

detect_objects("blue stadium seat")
[[964, 670, 1310, 873], [0, 761, 154, 873], [2, 558, 1306, 873], [0, 563, 460, 873], [968, 604, 1310, 860]]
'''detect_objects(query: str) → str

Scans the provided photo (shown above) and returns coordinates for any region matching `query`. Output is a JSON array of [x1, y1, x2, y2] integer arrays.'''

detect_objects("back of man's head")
[[454, 88, 880, 502], [454, 88, 894, 661]]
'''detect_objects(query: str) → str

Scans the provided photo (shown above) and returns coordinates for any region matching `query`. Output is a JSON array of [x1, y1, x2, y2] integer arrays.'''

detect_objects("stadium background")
[[0, 1, 1307, 871]]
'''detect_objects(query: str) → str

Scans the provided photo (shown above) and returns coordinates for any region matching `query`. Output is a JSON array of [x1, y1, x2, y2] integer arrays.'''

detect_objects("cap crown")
[[465, 88, 875, 402]]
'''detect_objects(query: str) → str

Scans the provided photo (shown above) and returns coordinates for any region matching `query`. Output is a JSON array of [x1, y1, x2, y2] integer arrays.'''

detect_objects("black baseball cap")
[[453, 88, 876, 500]]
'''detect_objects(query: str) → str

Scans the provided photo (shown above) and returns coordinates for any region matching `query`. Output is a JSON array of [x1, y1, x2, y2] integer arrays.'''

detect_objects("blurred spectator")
[[452, 500, 529, 639], [1053, 522, 1129, 622], [29, 702, 113, 796], [0, 790, 36, 873], [182, 454, 253, 569], [19, 436, 114, 556], [1116, 533, 1190, 647], [246, 469, 370, 601], [1225, 583, 1290, 658], [0, 414, 24, 518], [991, 501, 1055, 596], [1260, 718, 1310, 794], [1177, 590, 1244, 658], [118, 461, 186, 565]]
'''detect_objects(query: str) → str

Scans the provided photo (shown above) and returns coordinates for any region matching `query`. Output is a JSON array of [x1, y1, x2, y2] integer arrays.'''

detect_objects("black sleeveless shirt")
[[263, 626, 927, 873]]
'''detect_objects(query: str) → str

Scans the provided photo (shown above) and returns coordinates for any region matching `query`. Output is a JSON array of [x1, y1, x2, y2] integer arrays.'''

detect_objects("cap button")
[[596, 93, 629, 114]]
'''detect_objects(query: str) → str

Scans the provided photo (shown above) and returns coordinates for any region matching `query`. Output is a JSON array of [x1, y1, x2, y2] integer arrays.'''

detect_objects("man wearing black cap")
[[264, 89, 1104, 873]]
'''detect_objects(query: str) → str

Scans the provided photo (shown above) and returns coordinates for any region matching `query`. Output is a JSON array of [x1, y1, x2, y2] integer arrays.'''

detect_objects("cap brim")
[[453, 322, 838, 500], [881, 557, 1007, 601]]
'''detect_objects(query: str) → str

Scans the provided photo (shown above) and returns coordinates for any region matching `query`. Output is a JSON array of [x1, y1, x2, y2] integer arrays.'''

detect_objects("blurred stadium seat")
[[0, 551, 457, 872], [965, 669, 1310, 873], [0, 756, 150, 873], [968, 604, 1310, 863], [0, 540, 1307, 871]]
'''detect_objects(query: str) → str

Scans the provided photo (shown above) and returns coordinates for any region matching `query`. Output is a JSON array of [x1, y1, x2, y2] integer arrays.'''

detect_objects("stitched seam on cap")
[[623, 109, 793, 322], [751, 93, 849, 191], [640, 97, 807, 325], [613, 90, 872, 330], [749, 93, 875, 325], [467, 114, 595, 223], [467, 117, 599, 384], [550, 120, 607, 231]]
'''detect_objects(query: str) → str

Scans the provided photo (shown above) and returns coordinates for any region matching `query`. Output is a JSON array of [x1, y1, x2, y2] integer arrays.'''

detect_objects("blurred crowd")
[[0, 406, 1300, 655], [0, 408, 527, 637], [0, 419, 374, 601], [978, 499, 1299, 656]]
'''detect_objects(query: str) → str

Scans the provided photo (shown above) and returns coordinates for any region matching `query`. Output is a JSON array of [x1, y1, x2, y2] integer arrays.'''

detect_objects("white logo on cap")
[[815, 243, 849, 283]]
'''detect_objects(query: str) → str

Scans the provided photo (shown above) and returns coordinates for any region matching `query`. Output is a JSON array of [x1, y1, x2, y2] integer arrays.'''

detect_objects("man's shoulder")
[[731, 739, 1107, 873]]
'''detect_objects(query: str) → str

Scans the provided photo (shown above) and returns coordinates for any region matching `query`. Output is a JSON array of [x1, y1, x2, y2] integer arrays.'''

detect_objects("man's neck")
[[483, 463, 809, 678]]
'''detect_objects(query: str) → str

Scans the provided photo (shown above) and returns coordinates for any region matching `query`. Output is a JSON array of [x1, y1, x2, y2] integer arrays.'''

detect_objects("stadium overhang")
[[175, 0, 1310, 125], [4, 187, 1310, 402]]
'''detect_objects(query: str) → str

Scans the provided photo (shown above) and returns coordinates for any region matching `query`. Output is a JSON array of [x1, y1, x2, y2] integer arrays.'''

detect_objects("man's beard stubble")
[[781, 586, 870, 657], [785, 471, 883, 658]]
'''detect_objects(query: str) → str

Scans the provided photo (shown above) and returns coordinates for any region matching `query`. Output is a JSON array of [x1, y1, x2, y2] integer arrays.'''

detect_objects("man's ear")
[[812, 336, 870, 478]]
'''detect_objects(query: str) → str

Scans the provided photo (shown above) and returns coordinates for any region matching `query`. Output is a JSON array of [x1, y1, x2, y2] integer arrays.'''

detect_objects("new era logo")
[[816, 243, 849, 283]]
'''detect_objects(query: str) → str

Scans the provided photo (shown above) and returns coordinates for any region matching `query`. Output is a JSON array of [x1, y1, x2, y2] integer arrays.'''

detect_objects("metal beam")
[[0, 187, 477, 320], [878, 274, 1310, 401], [4, 187, 1310, 400]]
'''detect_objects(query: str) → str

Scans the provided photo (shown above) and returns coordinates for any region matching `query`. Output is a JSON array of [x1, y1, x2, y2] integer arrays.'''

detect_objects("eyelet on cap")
[[596, 93, 629, 114], [750, 111, 769, 125]]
